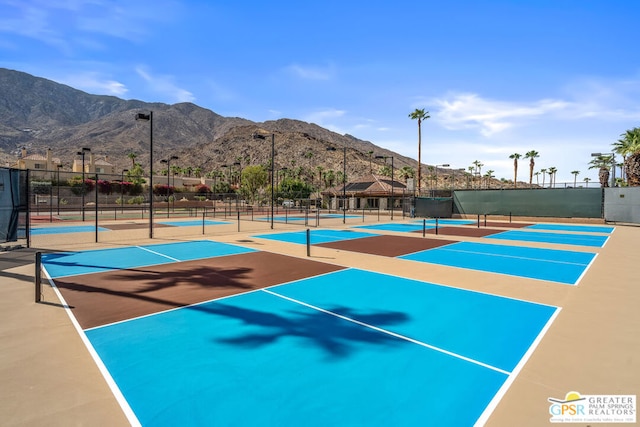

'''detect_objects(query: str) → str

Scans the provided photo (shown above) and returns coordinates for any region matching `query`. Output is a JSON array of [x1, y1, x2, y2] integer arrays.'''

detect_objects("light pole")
[[327, 145, 347, 223], [121, 169, 128, 214], [56, 164, 62, 215], [135, 111, 153, 238], [252, 132, 275, 229], [591, 152, 616, 187], [376, 155, 395, 220], [77, 147, 90, 221], [435, 164, 450, 190], [160, 156, 178, 217]]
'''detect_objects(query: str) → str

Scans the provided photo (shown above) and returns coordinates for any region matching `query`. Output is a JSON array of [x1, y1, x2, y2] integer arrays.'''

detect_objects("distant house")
[[72, 153, 115, 175], [14, 148, 60, 171], [321, 174, 407, 210]]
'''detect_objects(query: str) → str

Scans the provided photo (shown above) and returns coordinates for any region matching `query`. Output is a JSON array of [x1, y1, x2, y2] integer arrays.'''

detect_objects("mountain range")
[[0, 68, 420, 181]]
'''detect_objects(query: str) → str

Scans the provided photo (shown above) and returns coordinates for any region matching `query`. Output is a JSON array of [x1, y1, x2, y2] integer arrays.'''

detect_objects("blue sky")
[[1, 0, 639, 184]]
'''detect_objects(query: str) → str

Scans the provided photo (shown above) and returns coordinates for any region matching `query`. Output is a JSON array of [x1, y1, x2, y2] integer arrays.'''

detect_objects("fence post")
[[35, 251, 41, 303]]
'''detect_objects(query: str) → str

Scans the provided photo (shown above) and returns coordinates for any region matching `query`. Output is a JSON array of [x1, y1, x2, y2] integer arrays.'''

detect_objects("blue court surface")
[[401, 241, 596, 285], [525, 223, 615, 234], [254, 229, 378, 245], [486, 230, 609, 247], [83, 268, 558, 426], [42, 240, 256, 278], [157, 219, 228, 227], [354, 222, 429, 232], [31, 225, 110, 235]]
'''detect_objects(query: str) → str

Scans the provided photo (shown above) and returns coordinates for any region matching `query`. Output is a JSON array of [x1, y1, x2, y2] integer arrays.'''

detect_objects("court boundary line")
[[435, 246, 595, 267], [262, 288, 511, 375], [473, 307, 562, 427], [573, 253, 599, 286], [41, 265, 142, 427], [487, 230, 609, 248], [135, 245, 182, 262]]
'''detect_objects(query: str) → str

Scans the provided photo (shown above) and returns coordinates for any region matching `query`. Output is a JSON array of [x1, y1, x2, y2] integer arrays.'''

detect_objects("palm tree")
[[547, 167, 557, 188], [534, 171, 540, 186], [589, 155, 612, 187], [583, 177, 591, 188], [524, 150, 539, 187], [408, 108, 430, 194], [128, 152, 137, 168], [571, 170, 580, 187], [509, 153, 521, 188], [614, 127, 640, 186], [540, 168, 547, 187], [484, 170, 495, 189]]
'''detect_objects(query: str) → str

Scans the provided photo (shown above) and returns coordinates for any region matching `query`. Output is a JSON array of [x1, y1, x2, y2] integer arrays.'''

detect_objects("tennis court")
[[485, 230, 610, 247], [41, 241, 559, 426], [401, 241, 596, 285], [31, 225, 111, 235]]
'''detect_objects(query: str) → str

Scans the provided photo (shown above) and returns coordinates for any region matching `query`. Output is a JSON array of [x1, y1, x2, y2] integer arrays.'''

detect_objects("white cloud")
[[432, 93, 570, 136], [285, 63, 334, 80], [135, 66, 195, 103], [60, 72, 128, 96]]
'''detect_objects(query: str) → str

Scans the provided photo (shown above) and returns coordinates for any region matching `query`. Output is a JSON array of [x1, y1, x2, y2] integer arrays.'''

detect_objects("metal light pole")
[[160, 156, 178, 217], [376, 155, 395, 220], [121, 169, 128, 214], [252, 132, 275, 229], [435, 164, 450, 190], [56, 164, 62, 215], [77, 147, 90, 221], [135, 111, 153, 238], [327, 145, 347, 223]]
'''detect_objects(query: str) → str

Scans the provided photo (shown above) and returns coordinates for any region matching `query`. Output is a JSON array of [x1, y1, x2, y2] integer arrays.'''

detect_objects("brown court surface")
[[52, 251, 344, 330], [315, 234, 457, 257], [102, 222, 173, 230], [416, 226, 503, 237]]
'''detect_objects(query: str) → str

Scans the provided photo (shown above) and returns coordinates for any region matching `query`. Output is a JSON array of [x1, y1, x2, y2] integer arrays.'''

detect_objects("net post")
[[306, 228, 311, 257], [484, 214, 487, 227], [435, 218, 439, 235], [202, 212, 205, 235], [423, 219, 426, 237], [477, 214, 480, 228], [35, 251, 41, 303], [237, 211, 240, 232]]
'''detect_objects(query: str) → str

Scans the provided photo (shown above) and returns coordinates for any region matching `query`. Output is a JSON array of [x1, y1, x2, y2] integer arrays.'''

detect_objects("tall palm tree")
[[484, 170, 495, 189], [509, 153, 521, 188], [571, 170, 580, 187], [547, 167, 557, 188], [524, 150, 539, 187], [534, 171, 540, 186], [540, 168, 547, 187], [583, 177, 591, 187], [408, 109, 430, 194], [589, 155, 612, 187], [614, 127, 640, 186]]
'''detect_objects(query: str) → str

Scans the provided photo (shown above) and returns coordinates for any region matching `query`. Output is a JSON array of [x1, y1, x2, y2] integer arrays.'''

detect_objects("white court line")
[[437, 246, 592, 266], [473, 307, 562, 427], [263, 288, 511, 376], [42, 265, 142, 427], [135, 245, 181, 262]]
